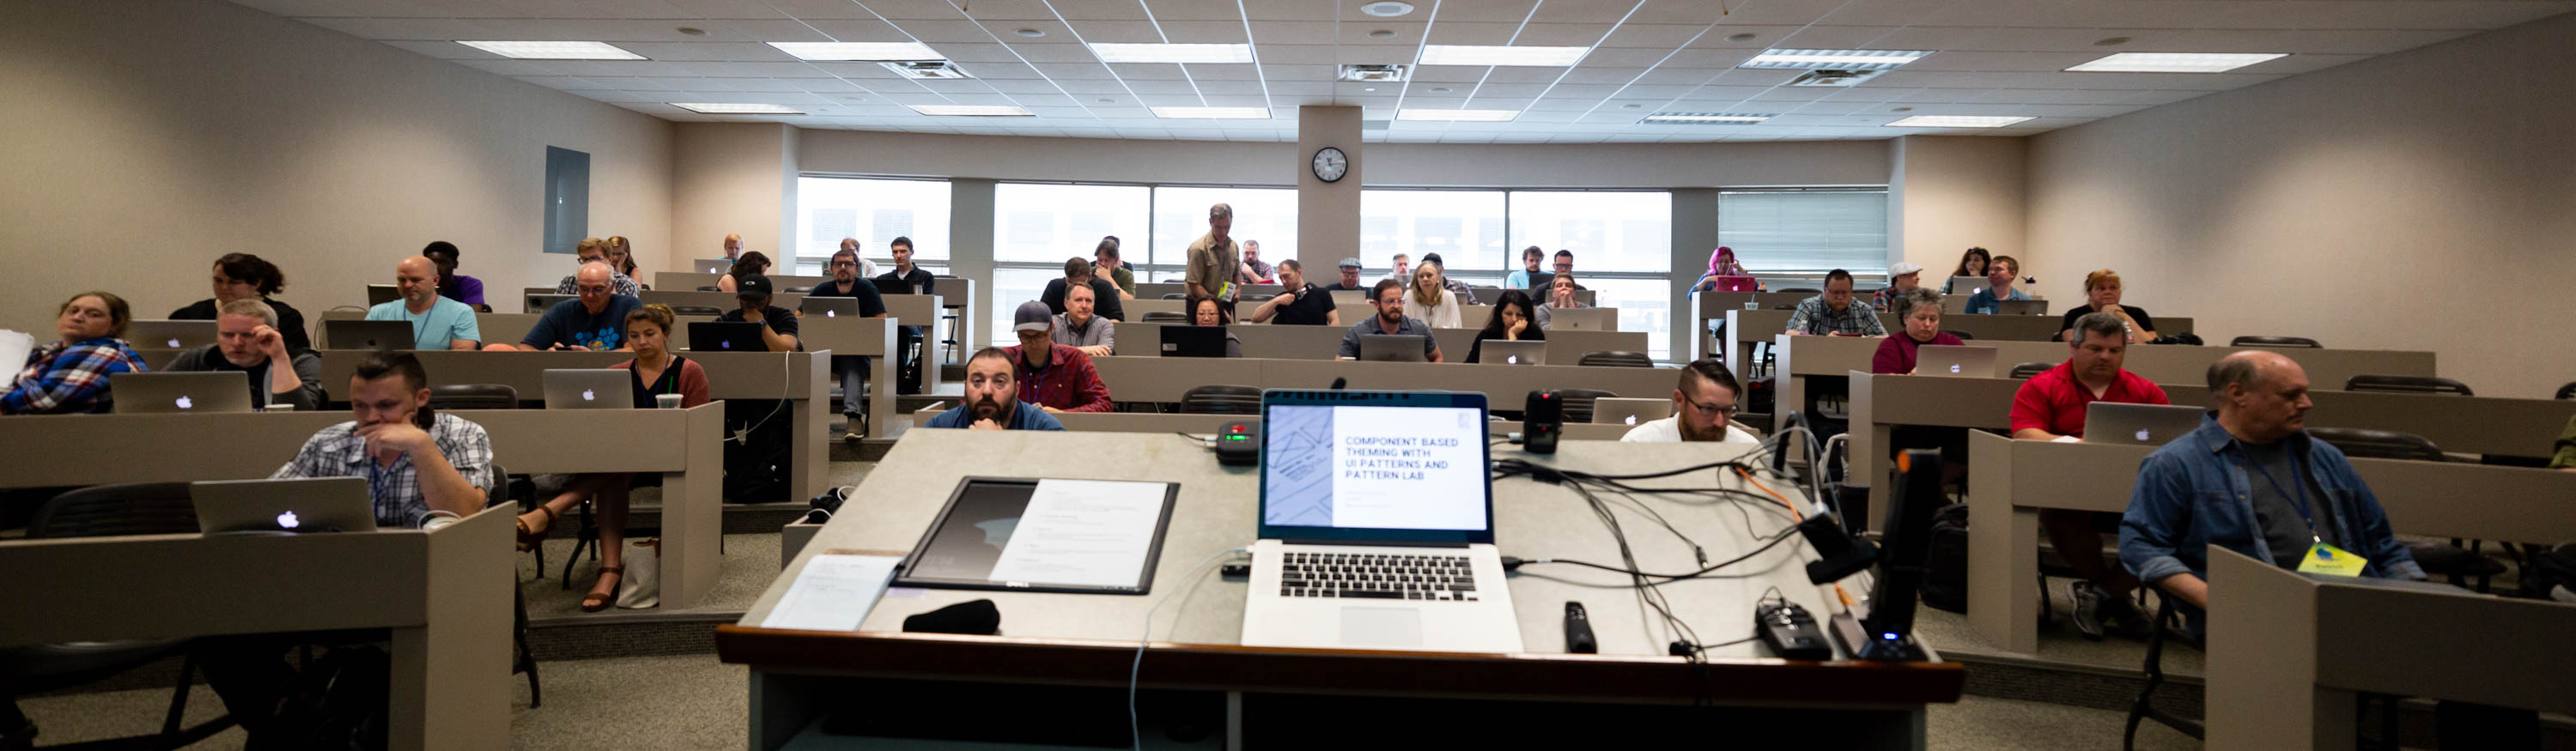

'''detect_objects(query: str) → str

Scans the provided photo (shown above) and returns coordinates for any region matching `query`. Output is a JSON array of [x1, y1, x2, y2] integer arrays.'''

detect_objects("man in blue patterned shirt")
[[272, 351, 492, 528], [1784, 269, 1888, 336]]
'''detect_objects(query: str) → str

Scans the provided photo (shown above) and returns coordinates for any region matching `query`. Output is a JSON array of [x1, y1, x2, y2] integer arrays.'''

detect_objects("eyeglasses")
[[1680, 395, 1738, 420], [576, 284, 612, 294]]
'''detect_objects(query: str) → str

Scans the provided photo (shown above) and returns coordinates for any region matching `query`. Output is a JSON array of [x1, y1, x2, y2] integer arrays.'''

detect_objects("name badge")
[[2296, 542, 2368, 577]]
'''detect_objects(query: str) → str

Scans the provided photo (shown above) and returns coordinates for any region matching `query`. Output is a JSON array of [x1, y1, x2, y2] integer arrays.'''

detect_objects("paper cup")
[[1744, 301, 1759, 310], [656, 393, 684, 409]]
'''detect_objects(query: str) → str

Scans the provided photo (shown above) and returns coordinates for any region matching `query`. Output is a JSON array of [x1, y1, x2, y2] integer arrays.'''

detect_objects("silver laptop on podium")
[[1244, 390, 1522, 653], [193, 477, 378, 534], [1914, 345, 1997, 378], [111, 372, 255, 414], [2087, 403, 2205, 445], [1592, 397, 1674, 427], [543, 369, 632, 409]]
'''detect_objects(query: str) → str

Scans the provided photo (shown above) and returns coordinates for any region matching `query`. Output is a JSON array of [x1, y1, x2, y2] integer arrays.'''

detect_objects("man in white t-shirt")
[[1622, 358, 1760, 445]]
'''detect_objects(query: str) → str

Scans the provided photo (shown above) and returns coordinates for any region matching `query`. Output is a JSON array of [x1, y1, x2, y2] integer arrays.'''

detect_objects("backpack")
[[1921, 503, 1971, 613], [272, 645, 391, 750], [723, 398, 793, 504]]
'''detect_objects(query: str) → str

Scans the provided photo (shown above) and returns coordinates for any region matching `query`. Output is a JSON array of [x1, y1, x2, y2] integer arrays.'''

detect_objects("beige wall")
[[671, 123, 796, 270], [1294, 106, 1364, 273], [2026, 12, 2576, 398], [1890, 136, 2026, 279], [0, 0, 673, 332]]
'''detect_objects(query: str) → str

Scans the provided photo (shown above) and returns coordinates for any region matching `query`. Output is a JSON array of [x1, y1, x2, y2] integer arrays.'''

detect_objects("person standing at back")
[[2009, 312, 2166, 640], [172, 253, 312, 354], [367, 256, 482, 350], [1783, 269, 1887, 336], [1185, 203, 1241, 302], [1964, 255, 2030, 314]]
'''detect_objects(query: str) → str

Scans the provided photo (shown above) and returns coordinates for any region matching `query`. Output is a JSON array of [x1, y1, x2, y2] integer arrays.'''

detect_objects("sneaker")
[[2068, 581, 2109, 641], [2099, 590, 2154, 640]]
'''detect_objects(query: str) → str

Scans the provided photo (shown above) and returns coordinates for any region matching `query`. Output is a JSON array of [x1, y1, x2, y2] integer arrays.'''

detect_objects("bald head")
[[394, 255, 439, 306], [574, 262, 616, 312], [2210, 350, 2312, 444]]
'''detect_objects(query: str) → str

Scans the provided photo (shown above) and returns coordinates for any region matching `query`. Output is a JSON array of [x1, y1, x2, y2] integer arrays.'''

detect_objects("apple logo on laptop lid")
[[1948, 364, 1961, 373], [581, 389, 595, 402], [175, 396, 193, 410], [276, 511, 300, 529], [1625, 415, 1638, 425], [2136, 428, 2152, 441]]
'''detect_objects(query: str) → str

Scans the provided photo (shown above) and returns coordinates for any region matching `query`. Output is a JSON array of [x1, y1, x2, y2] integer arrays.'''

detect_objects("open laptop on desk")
[[111, 372, 255, 414], [688, 321, 769, 353], [1358, 334, 1430, 363], [1947, 276, 1990, 297], [1592, 397, 1673, 427], [1707, 276, 1759, 293], [325, 319, 412, 351], [2085, 403, 2204, 445], [799, 297, 863, 318], [695, 258, 734, 275], [366, 283, 401, 307], [1544, 308, 1617, 331], [1914, 345, 1996, 378], [1996, 300, 2049, 316], [193, 477, 378, 534], [1244, 390, 1522, 652], [126, 319, 217, 350], [1479, 340, 1545, 366], [543, 369, 632, 409], [1159, 325, 1228, 358], [526, 294, 576, 313]]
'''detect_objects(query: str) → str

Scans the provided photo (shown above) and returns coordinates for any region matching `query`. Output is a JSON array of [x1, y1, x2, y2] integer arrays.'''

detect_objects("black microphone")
[[1329, 377, 1346, 391]]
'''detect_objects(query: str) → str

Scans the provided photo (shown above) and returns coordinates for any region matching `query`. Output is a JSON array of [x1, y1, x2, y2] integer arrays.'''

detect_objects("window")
[[1361, 190, 1506, 285], [1716, 191, 1889, 286], [993, 184, 1149, 263], [1508, 191, 1673, 360], [796, 177, 951, 273], [1150, 186, 1297, 276], [989, 267, 1066, 346]]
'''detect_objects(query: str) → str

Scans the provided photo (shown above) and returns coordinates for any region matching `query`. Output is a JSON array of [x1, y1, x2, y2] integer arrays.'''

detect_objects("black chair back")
[[2008, 361, 2054, 380], [1162, 293, 1188, 300], [2230, 336, 2320, 348], [696, 286, 721, 292], [2342, 374, 2473, 397], [785, 286, 814, 294], [670, 305, 724, 317], [1181, 385, 1263, 415], [1941, 330, 1975, 340], [1578, 350, 1653, 368], [1555, 389, 1619, 424], [2307, 427, 2445, 463], [2557, 381, 2574, 400], [31, 483, 200, 539], [1777, 288, 1822, 294], [429, 384, 519, 410], [1141, 311, 1189, 324]]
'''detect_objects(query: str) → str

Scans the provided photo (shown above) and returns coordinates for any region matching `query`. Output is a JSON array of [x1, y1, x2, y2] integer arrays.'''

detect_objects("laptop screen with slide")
[[1258, 390, 1493, 545]]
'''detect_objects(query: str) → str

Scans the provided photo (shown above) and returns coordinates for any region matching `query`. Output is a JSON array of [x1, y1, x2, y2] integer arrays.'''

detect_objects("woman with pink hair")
[[1691, 246, 1761, 292]]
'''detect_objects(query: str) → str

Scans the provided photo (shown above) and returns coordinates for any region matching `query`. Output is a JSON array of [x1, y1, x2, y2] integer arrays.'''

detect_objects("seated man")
[[1784, 269, 1887, 336], [1964, 255, 2031, 315], [166, 299, 324, 411], [923, 348, 1066, 431], [367, 255, 481, 350], [1040, 257, 1128, 322], [2122, 351, 2426, 632], [807, 249, 885, 437], [1622, 358, 1759, 444], [553, 238, 641, 297], [1336, 278, 1442, 362], [1004, 301, 1111, 413], [1236, 239, 1277, 286], [1873, 262, 1923, 313], [1090, 237, 1134, 300], [874, 236, 937, 296], [1247, 258, 1338, 326], [494, 263, 638, 351], [1321, 257, 1369, 292], [2011, 312, 2166, 640], [720, 274, 801, 352], [1051, 280, 1115, 357]]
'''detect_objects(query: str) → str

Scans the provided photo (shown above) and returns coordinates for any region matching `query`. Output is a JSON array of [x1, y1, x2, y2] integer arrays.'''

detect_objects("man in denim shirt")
[[2120, 351, 2424, 628]]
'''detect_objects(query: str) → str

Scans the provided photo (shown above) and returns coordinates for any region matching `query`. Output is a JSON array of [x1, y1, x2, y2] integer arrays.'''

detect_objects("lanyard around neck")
[[2236, 445, 2319, 542]]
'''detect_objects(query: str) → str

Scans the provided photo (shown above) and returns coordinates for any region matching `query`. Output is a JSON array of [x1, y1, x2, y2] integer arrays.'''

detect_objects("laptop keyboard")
[[1279, 551, 1479, 602]]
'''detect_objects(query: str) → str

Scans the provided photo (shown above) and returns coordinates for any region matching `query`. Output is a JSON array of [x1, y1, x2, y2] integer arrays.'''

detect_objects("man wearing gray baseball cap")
[[1321, 257, 1369, 292], [1004, 300, 1113, 413]]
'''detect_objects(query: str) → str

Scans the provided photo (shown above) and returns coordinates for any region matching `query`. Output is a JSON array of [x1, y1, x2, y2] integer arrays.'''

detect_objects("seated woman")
[[1401, 261, 1462, 329], [1184, 293, 1244, 358], [1872, 289, 1965, 374], [1690, 246, 1760, 292], [5, 292, 147, 415], [1464, 290, 1546, 364], [609, 236, 648, 291], [715, 251, 772, 294], [514, 304, 711, 611], [1534, 272, 1586, 330], [2056, 269, 2159, 342], [1942, 247, 1990, 294], [171, 252, 312, 354]]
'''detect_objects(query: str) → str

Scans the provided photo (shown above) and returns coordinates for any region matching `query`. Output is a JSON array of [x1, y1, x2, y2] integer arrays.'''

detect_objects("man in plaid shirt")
[[1784, 269, 1888, 337], [271, 351, 491, 528]]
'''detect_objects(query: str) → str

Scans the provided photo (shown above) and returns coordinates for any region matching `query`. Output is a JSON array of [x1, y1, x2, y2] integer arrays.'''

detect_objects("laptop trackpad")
[[1339, 608, 1424, 648]]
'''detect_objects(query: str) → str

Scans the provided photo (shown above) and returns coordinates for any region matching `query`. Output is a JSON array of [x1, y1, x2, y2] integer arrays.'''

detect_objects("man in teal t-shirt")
[[365, 256, 482, 349]]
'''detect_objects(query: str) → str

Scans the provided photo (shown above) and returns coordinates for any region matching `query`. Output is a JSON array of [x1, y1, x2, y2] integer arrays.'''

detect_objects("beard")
[[1677, 417, 1722, 442], [971, 395, 1008, 421]]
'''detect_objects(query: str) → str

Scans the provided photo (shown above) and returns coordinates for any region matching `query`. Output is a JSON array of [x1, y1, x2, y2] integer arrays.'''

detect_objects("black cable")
[[1514, 523, 1803, 582]]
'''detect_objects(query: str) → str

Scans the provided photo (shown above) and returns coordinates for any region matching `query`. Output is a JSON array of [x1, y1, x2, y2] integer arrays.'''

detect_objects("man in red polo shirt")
[[2009, 312, 2166, 640], [1004, 300, 1114, 413]]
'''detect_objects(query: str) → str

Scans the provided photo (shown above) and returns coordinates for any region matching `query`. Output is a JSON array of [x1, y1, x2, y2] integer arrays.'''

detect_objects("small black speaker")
[[1523, 391, 1561, 454]]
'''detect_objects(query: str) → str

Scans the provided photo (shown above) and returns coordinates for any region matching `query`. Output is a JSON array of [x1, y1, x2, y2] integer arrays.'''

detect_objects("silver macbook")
[[696, 258, 735, 275], [1358, 334, 1431, 363], [1940, 294, 1971, 314], [1479, 340, 1546, 366], [1327, 289, 1365, 305], [1947, 276, 1990, 297], [325, 319, 413, 351], [542, 368, 632, 409], [126, 319, 218, 350], [1245, 390, 1522, 652], [366, 284, 401, 307], [193, 477, 378, 534], [111, 372, 254, 414], [799, 297, 862, 318], [2086, 403, 2205, 445], [1996, 300, 2050, 316], [1591, 397, 1674, 427], [1543, 308, 1618, 331], [1914, 345, 1997, 378]]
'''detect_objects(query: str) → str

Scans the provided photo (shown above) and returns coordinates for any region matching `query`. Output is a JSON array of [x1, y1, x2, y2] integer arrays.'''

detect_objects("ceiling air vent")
[[1338, 64, 1409, 82], [1787, 69, 1885, 87], [881, 60, 972, 79]]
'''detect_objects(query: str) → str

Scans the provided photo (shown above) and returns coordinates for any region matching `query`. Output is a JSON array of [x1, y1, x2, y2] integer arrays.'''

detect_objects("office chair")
[[1555, 389, 1619, 424], [1577, 351, 1653, 368], [3, 484, 237, 749], [2122, 593, 2203, 750], [428, 384, 519, 410], [1140, 312, 1189, 324], [2342, 374, 2474, 397], [1162, 293, 1188, 300], [2306, 428, 2506, 591], [1941, 330, 1975, 341], [1777, 288, 1822, 294], [2229, 335, 2320, 348], [1243, 294, 1274, 302], [785, 286, 813, 294], [2008, 361, 2054, 380], [668, 305, 724, 317], [1179, 385, 1262, 415], [696, 286, 721, 292], [484, 464, 540, 707], [2557, 381, 2574, 400]]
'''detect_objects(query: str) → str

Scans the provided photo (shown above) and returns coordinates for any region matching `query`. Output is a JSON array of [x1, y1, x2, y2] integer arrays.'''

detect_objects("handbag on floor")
[[617, 538, 660, 609]]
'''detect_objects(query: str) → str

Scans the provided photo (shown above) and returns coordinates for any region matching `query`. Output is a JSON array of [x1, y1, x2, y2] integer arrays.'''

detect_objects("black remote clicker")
[[1755, 601, 1832, 661], [1563, 602, 1598, 654]]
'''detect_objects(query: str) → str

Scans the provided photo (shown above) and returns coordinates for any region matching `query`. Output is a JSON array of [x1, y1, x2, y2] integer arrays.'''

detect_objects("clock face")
[[1311, 147, 1348, 182]]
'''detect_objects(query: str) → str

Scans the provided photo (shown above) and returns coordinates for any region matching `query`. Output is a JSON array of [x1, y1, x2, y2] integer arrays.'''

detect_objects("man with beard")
[[922, 348, 1064, 430], [1622, 358, 1759, 445], [1335, 278, 1441, 362]]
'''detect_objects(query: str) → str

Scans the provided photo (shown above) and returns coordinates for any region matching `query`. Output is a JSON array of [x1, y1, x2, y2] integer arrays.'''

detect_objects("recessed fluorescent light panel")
[[1418, 45, 1590, 67], [671, 103, 803, 114], [1087, 43, 1255, 64], [1151, 106, 1272, 119], [881, 61, 971, 79], [1338, 64, 1408, 82], [1395, 109, 1518, 122], [456, 40, 644, 60], [767, 42, 941, 61], [908, 105, 1034, 117], [1741, 49, 1931, 70], [1640, 112, 1771, 124], [1885, 115, 2033, 128], [2066, 52, 2287, 73]]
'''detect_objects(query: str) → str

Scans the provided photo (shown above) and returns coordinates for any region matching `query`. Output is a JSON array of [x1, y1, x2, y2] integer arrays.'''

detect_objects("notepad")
[[760, 554, 902, 632]]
